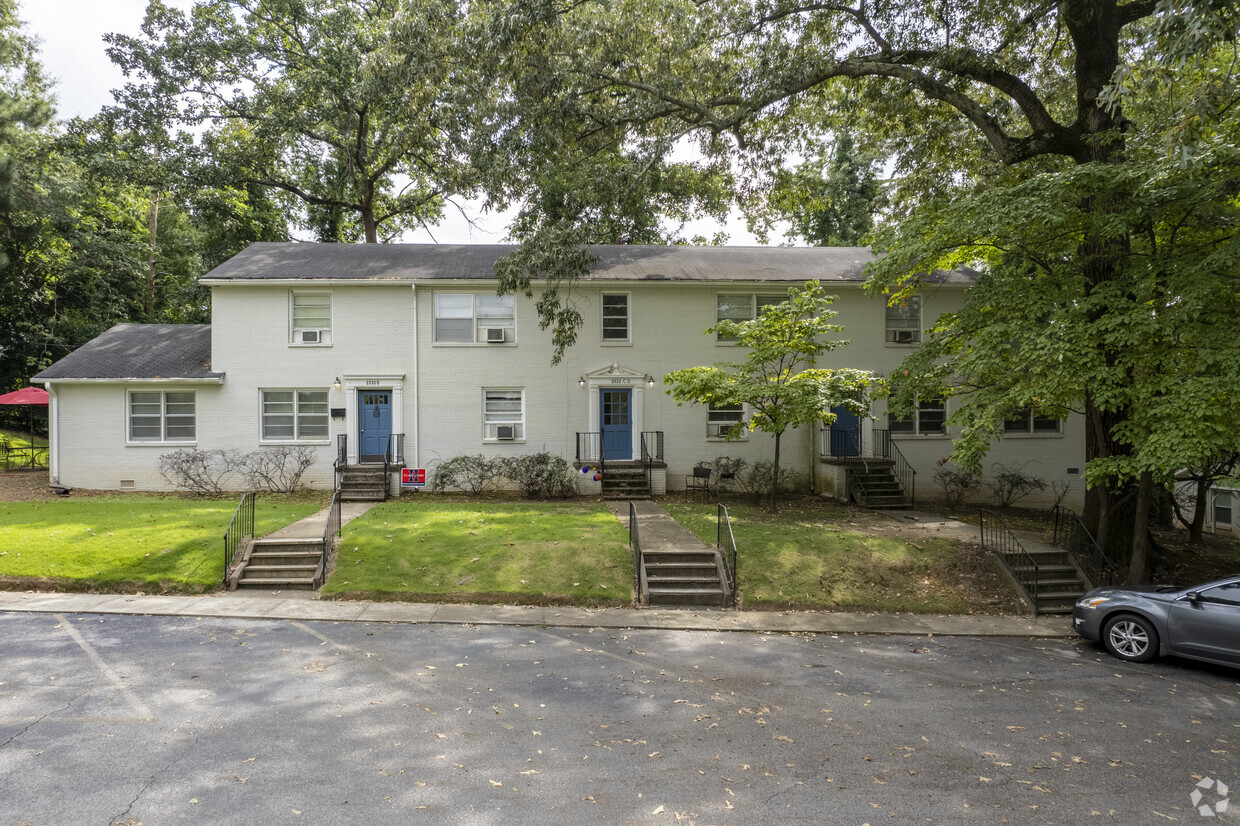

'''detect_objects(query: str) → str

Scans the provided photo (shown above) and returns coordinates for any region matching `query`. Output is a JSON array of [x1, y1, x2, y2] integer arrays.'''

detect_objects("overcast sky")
[[22, 0, 763, 245]]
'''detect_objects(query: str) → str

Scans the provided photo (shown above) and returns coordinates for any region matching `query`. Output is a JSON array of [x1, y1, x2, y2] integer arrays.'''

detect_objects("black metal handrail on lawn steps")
[[223, 492, 256, 584], [717, 504, 739, 607], [980, 509, 1041, 614]]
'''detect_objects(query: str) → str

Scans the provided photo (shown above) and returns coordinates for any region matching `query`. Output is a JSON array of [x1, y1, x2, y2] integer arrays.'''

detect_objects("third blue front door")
[[359, 391, 392, 462], [600, 388, 632, 460]]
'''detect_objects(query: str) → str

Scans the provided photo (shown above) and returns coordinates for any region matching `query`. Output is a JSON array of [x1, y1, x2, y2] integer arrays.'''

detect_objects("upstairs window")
[[716, 293, 786, 341], [129, 390, 196, 443], [885, 295, 921, 344], [435, 293, 515, 343], [602, 294, 630, 342], [888, 397, 945, 435], [291, 293, 332, 345], [1214, 491, 1233, 527], [1003, 409, 1061, 434]]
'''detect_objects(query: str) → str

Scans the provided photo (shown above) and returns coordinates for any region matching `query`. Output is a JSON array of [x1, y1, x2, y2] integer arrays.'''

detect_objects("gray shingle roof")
[[34, 324, 221, 382], [202, 242, 972, 284]]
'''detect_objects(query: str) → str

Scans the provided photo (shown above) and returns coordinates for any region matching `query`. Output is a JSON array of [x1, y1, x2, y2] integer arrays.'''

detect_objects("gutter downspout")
[[411, 284, 419, 471], [43, 383, 58, 482]]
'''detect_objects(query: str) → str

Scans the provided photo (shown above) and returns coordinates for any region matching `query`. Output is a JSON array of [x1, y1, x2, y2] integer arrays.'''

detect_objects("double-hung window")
[[716, 293, 786, 342], [888, 397, 946, 435], [707, 403, 746, 439], [1003, 409, 1061, 434], [601, 294, 630, 342], [885, 295, 921, 344], [261, 390, 329, 441], [434, 293, 516, 343], [1215, 491, 1234, 527], [129, 390, 196, 442], [291, 292, 332, 345], [483, 389, 524, 440]]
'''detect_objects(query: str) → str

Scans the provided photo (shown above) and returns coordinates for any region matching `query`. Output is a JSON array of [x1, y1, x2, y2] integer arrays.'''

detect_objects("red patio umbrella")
[[0, 386, 49, 466]]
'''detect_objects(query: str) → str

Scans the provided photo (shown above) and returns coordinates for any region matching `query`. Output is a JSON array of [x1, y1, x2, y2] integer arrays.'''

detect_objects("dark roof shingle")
[[201, 242, 950, 283], [34, 324, 220, 382]]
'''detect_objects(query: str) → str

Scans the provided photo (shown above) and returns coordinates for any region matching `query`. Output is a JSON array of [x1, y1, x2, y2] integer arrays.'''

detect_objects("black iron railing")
[[334, 434, 347, 490], [980, 509, 1041, 614], [1052, 505, 1120, 588], [629, 501, 647, 605], [384, 433, 404, 498], [640, 431, 663, 495], [223, 492, 256, 584], [316, 488, 342, 587], [717, 504, 739, 607], [819, 426, 917, 506], [576, 431, 606, 487]]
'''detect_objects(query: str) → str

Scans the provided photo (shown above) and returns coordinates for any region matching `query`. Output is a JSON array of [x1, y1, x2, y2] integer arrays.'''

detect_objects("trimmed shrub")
[[430, 454, 506, 495], [241, 446, 316, 492], [500, 451, 575, 499], [933, 458, 982, 509], [158, 449, 239, 495], [989, 462, 1048, 507]]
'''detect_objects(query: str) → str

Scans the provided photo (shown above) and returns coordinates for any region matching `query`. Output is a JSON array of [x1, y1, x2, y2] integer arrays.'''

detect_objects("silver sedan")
[[1073, 575, 1240, 667]]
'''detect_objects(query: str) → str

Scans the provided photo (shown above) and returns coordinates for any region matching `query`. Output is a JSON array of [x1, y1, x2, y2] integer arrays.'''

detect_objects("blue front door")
[[359, 391, 392, 461], [829, 405, 861, 457], [600, 388, 632, 460]]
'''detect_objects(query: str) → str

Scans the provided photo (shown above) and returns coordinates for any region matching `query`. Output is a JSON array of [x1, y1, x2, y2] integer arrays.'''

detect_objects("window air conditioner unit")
[[891, 329, 916, 343], [496, 425, 516, 440], [486, 327, 506, 343], [708, 423, 741, 438], [300, 329, 321, 343]]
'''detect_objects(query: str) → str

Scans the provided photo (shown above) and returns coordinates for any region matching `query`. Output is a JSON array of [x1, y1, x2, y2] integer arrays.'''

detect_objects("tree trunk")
[[1127, 471, 1154, 584], [145, 189, 159, 320], [1189, 479, 1209, 544], [769, 430, 782, 512]]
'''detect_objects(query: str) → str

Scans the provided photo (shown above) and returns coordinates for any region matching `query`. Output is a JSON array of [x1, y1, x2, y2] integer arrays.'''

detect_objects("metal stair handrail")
[[629, 501, 648, 605], [979, 509, 1042, 615], [576, 432, 606, 489], [316, 488, 342, 587], [223, 491, 256, 584], [820, 426, 916, 506], [1052, 505, 1120, 588], [640, 431, 663, 497], [717, 504, 739, 607]]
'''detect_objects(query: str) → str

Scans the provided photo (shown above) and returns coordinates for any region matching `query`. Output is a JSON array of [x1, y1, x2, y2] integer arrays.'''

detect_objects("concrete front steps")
[[847, 462, 912, 509], [341, 464, 387, 502], [642, 549, 731, 607], [602, 461, 650, 500], [231, 538, 324, 590], [1005, 548, 1088, 615]]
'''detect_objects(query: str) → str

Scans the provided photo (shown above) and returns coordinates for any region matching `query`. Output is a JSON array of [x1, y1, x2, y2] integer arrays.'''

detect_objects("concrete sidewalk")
[[0, 589, 1073, 636]]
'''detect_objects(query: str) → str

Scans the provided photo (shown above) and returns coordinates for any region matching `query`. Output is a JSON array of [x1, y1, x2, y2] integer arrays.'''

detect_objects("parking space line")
[[56, 613, 155, 721]]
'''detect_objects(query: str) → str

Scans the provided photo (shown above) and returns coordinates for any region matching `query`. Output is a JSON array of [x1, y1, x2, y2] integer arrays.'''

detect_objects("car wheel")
[[1102, 614, 1160, 663]]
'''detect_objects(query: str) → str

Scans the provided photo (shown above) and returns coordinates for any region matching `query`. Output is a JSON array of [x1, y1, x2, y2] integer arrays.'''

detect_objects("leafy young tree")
[[663, 281, 872, 511], [481, 0, 1240, 580], [107, 0, 479, 243]]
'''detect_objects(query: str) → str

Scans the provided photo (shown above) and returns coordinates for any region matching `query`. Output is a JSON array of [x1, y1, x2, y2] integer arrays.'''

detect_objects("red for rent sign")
[[401, 468, 427, 488]]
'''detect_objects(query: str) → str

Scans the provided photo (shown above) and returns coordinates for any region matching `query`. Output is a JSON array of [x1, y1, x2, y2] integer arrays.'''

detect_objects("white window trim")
[[885, 295, 921, 346], [888, 397, 947, 437], [707, 402, 749, 440], [1002, 409, 1063, 436], [259, 388, 332, 444], [289, 291, 333, 347], [716, 293, 787, 343], [127, 389, 197, 445], [601, 292, 632, 345], [482, 388, 525, 443], [433, 292, 517, 345]]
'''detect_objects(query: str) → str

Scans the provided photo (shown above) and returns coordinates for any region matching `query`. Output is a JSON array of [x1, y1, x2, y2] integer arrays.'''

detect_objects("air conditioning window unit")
[[708, 423, 743, 438], [486, 327, 506, 343], [299, 329, 323, 343], [890, 329, 917, 343], [496, 425, 516, 440]]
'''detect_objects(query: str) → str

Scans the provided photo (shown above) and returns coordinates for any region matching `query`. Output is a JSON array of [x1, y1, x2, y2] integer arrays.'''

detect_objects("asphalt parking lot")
[[2, 612, 1238, 824]]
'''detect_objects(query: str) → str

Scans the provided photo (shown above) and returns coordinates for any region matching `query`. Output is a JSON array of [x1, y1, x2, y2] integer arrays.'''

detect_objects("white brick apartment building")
[[34, 243, 1086, 507]]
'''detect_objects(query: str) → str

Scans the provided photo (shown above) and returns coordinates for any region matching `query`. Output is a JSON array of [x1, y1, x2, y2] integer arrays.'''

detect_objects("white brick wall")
[[46, 275, 1085, 507]]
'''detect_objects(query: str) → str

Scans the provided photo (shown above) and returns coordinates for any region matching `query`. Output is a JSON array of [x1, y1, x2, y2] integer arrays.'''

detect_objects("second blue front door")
[[359, 391, 392, 461], [600, 388, 632, 460], [829, 404, 861, 457]]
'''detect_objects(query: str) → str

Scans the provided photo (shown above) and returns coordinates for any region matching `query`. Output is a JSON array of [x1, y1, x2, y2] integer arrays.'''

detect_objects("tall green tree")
[[664, 281, 873, 511], [768, 132, 884, 246], [481, 0, 1240, 580], [107, 0, 481, 243]]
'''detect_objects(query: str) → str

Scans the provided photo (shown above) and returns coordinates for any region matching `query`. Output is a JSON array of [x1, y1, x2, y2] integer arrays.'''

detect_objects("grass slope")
[[0, 495, 323, 591], [323, 499, 631, 605], [663, 500, 976, 613]]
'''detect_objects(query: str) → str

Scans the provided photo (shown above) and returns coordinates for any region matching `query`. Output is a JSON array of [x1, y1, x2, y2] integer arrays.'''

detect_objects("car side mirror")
[[1181, 591, 1201, 603]]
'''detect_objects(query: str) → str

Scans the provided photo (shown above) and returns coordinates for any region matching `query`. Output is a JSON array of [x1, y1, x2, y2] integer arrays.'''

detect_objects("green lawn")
[[322, 499, 632, 605], [0, 494, 325, 592], [663, 500, 975, 613]]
